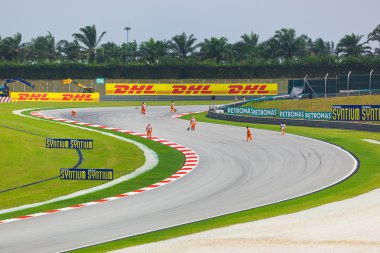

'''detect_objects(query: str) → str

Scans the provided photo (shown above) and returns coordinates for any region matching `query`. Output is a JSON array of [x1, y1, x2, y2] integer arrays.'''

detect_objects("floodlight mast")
[[124, 27, 132, 44]]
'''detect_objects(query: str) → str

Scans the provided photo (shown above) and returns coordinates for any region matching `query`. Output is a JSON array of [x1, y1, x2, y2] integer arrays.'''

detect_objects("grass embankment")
[[1, 101, 219, 220], [0, 123, 143, 210], [73, 99, 380, 253]]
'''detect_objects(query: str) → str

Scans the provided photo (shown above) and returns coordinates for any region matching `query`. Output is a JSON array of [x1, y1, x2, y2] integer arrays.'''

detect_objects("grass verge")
[[72, 111, 380, 252], [0, 114, 144, 209], [0, 102, 188, 220]]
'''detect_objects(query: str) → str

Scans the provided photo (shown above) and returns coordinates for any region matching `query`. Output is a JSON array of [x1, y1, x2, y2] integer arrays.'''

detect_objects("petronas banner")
[[226, 107, 332, 121], [279, 110, 304, 119], [305, 112, 332, 120], [226, 107, 278, 117]]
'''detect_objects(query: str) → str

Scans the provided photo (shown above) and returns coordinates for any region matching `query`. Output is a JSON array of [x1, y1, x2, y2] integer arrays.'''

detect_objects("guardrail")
[[207, 111, 380, 133]]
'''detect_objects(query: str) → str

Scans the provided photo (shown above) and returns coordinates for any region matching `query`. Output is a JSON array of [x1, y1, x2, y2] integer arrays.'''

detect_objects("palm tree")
[[138, 38, 169, 63], [45, 32, 57, 61], [232, 32, 259, 61], [29, 32, 58, 62], [120, 41, 138, 63], [241, 32, 259, 48], [97, 42, 122, 63], [169, 33, 198, 58], [368, 24, 380, 55], [310, 38, 334, 56], [57, 40, 81, 62], [368, 24, 380, 42], [198, 37, 232, 63], [0, 36, 4, 61], [1, 32, 24, 62], [72, 25, 106, 64], [335, 33, 372, 57], [271, 28, 309, 60], [258, 38, 282, 61]]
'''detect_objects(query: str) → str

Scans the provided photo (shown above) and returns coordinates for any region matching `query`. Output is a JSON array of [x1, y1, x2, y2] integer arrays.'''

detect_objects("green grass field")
[[0, 106, 144, 207], [0, 114, 144, 209], [70, 98, 380, 253], [0, 100, 229, 220]]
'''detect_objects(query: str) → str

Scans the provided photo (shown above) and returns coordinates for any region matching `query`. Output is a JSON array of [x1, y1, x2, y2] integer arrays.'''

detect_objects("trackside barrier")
[[207, 111, 380, 133], [10, 92, 100, 102], [105, 83, 278, 96]]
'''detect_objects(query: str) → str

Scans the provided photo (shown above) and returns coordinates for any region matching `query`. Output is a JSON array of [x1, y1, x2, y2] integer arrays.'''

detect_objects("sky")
[[1, 0, 380, 48]]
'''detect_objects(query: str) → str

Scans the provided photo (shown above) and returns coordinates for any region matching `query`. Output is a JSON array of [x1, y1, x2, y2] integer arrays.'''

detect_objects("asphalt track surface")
[[0, 106, 357, 253]]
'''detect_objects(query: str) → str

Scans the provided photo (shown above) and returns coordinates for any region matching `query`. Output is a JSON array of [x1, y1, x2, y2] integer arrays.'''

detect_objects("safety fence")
[[288, 71, 380, 98]]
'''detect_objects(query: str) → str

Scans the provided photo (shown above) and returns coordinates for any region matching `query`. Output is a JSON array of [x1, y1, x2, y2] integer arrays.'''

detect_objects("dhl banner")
[[11, 92, 100, 102], [106, 83, 277, 96]]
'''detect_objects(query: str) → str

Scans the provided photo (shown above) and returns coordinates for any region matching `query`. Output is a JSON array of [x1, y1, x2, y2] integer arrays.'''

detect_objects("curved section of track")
[[0, 106, 357, 253]]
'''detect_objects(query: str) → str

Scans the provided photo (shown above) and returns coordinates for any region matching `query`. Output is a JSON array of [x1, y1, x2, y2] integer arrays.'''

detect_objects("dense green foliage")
[[0, 58, 379, 79], [1, 25, 380, 79]]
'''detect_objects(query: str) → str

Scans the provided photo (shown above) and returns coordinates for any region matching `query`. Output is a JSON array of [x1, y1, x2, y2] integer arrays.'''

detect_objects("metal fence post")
[[303, 75, 307, 97], [324, 73, 329, 99], [347, 71, 351, 97], [369, 69, 374, 95]]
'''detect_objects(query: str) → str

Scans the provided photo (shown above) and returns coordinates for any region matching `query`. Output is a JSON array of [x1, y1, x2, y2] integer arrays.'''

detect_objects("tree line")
[[0, 25, 379, 79]]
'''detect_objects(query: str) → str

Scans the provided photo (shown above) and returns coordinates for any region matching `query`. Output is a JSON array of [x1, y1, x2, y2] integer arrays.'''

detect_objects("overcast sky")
[[1, 0, 379, 47]]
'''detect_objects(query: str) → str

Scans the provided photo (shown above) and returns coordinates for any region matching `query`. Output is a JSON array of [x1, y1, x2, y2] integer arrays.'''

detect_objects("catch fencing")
[[288, 71, 380, 98]]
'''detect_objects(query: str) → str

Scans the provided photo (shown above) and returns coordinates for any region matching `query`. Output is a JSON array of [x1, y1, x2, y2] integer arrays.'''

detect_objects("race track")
[[0, 106, 357, 253]]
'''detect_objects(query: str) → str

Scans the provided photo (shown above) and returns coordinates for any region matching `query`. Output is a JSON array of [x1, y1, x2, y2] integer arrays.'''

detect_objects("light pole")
[[124, 27, 131, 44]]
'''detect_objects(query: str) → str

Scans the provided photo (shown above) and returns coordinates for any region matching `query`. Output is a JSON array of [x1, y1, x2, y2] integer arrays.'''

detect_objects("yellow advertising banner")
[[106, 83, 277, 96], [11, 92, 100, 102]]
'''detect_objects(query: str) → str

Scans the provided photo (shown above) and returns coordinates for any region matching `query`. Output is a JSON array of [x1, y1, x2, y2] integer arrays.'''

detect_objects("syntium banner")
[[106, 83, 277, 96], [60, 168, 113, 180], [332, 105, 380, 121]]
